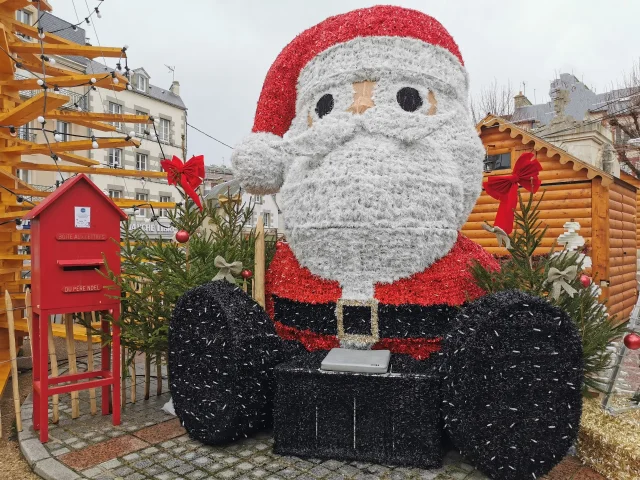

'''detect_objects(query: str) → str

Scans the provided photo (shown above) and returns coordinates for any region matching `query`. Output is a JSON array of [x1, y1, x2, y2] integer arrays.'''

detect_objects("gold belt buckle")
[[336, 298, 380, 345]]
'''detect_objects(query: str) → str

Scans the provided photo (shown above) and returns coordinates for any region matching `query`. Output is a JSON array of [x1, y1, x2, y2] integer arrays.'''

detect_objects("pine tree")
[[471, 193, 627, 392], [97, 184, 276, 373]]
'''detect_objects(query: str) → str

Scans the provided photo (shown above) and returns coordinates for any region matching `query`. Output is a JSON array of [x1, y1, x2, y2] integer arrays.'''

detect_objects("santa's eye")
[[315, 94, 334, 118], [396, 87, 423, 112]]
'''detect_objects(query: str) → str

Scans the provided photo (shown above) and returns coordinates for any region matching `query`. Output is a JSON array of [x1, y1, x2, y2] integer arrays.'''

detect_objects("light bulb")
[[96, 9, 102, 18], [113, 77, 119, 84], [16, 224, 23, 231], [54, 133, 62, 142], [126, 84, 132, 90], [37, 115, 45, 124], [9, 126, 16, 137], [77, 104, 82, 111], [49, 57, 56, 65], [123, 44, 129, 50], [91, 136, 99, 149], [37, 79, 44, 86], [90, 77, 97, 84], [38, 31, 45, 39], [129, 130, 136, 137]]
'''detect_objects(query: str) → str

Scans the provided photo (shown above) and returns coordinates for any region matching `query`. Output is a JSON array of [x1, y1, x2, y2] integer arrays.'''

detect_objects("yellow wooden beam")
[[0, 92, 68, 126], [13, 162, 168, 179], [0, 137, 139, 155], [65, 118, 118, 132], [0, 72, 127, 91], [46, 111, 152, 124], [16, 58, 84, 78], [0, 0, 52, 12], [115, 199, 176, 209], [11, 188, 50, 197], [0, 166, 30, 189], [11, 21, 75, 46], [0, 209, 28, 220], [0, 25, 13, 75], [0, 131, 100, 166], [8, 42, 125, 59]]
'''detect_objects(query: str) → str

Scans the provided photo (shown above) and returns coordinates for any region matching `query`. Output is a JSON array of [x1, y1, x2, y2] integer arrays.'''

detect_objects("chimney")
[[514, 91, 532, 108], [170, 80, 180, 96]]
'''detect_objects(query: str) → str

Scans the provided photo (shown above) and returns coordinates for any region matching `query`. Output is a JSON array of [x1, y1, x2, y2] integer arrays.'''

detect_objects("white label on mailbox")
[[75, 206, 91, 228]]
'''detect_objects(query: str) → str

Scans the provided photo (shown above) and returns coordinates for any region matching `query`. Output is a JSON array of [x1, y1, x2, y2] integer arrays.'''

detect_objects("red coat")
[[265, 234, 499, 359]]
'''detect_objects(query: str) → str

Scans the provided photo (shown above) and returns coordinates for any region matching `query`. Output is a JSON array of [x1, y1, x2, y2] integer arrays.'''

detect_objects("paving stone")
[[134, 418, 187, 445], [142, 446, 160, 455], [224, 456, 240, 465], [186, 471, 207, 479], [82, 466, 105, 479], [236, 462, 255, 471], [20, 437, 51, 464], [50, 447, 71, 457], [34, 457, 81, 479], [122, 453, 141, 462], [250, 469, 268, 478], [173, 463, 196, 475], [155, 473, 177, 480], [320, 460, 344, 471], [162, 458, 185, 469], [264, 462, 285, 472], [69, 440, 89, 449], [204, 462, 225, 472], [124, 473, 147, 480], [160, 440, 177, 448], [146, 465, 165, 475], [218, 469, 239, 479], [337, 465, 359, 476], [309, 466, 331, 477], [114, 465, 135, 476], [98, 458, 123, 470], [133, 458, 155, 469]]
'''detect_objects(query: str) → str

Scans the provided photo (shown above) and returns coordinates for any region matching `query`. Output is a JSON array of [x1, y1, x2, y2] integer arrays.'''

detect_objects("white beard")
[[280, 111, 484, 299]]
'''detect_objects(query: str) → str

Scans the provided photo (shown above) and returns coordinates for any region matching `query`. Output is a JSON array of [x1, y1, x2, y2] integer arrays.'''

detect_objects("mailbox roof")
[[24, 174, 128, 221]]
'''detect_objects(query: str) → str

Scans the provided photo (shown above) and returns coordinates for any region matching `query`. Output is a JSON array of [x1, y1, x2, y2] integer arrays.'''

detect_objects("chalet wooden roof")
[[477, 114, 616, 187]]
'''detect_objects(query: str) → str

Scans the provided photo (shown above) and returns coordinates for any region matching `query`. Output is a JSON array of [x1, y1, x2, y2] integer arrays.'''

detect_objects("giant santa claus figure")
[[232, 6, 499, 355], [169, 7, 583, 480]]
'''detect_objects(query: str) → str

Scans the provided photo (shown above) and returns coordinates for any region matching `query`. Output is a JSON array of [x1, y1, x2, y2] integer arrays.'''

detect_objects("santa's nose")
[[347, 81, 376, 114]]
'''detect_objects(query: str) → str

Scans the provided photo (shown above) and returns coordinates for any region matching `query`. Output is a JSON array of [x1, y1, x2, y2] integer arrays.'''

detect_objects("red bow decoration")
[[483, 152, 542, 234], [161, 155, 205, 211]]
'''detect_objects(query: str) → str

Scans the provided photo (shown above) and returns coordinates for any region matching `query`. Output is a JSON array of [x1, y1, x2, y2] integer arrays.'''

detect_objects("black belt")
[[273, 295, 456, 340]]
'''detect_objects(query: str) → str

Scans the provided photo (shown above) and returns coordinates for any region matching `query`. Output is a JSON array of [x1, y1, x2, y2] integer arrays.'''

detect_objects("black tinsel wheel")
[[168, 280, 287, 444], [441, 290, 583, 480]]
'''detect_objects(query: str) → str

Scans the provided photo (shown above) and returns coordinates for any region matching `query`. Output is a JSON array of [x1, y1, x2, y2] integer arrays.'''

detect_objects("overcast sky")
[[50, 0, 639, 167]]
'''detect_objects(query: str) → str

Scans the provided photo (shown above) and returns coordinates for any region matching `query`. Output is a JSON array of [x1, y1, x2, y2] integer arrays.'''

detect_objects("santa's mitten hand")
[[168, 281, 288, 444], [231, 132, 288, 194], [440, 290, 583, 480]]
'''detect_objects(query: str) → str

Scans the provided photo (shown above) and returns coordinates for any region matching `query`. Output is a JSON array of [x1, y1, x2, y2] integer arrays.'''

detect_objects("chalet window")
[[158, 118, 170, 143], [134, 110, 146, 135], [56, 121, 70, 142], [484, 153, 511, 172], [109, 102, 122, 130], [263, 212, 271, 228], [253, 195, 263, 204], [136, 153, 148, 171], [16, 169, 30, 183], [108, 190, 122, 199], [108, 148, 122, 168]]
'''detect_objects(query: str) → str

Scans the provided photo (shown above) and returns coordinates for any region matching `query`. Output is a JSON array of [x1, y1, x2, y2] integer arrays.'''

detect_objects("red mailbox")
[[24, 174, 126, 442]]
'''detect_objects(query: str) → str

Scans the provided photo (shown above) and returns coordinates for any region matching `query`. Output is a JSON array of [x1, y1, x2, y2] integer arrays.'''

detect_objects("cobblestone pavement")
[[17, 358, 604, 480]]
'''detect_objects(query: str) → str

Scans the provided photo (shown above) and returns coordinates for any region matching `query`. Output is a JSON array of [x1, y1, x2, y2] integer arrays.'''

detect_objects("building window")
[[136, 153, 148, 171], [108, 148, 122, 168], [136, 75, 147, 92], [135, 193, 149, 217], [109, 102, 122, 130], [253, 195, 263, 204], [16, 9, 31, 25], [159, 195, 171, 217], [262, 212, 271, 228], [108, 189, 122, 199], [17, 125, 32, 141], [16, 169, 30, 183], [158, 118, 170, 143], [56, 121, 70, 142], [484, 153, 511, 172], [134, 110, 146, 135]]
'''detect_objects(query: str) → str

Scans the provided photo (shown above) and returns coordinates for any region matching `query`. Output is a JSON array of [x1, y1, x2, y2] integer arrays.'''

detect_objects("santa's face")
[[236, 37, 485, 299]]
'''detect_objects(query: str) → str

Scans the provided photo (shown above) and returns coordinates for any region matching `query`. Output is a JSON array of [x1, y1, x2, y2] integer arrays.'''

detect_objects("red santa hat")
[[232, 6, 468, 194]]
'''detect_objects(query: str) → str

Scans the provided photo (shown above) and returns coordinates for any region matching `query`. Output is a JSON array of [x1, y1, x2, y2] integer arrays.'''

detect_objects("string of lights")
[[45, 0, 105, 35]]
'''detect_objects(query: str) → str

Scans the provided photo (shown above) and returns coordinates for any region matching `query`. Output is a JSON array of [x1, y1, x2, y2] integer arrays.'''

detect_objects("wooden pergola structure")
[[0, 1, 174, 397]]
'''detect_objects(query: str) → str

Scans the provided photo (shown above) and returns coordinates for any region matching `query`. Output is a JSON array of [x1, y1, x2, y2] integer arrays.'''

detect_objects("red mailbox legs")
[[32, 309, 121, 443]]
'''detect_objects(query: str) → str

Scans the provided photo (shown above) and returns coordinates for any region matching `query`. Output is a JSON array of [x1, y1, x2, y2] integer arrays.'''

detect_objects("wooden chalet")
[[465, 115, 638, 321]]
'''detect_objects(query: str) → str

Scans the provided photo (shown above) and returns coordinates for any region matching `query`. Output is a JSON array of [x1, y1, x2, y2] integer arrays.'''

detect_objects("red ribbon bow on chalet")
[[161, 155, 205, 211], [483, 152, 542, 234]]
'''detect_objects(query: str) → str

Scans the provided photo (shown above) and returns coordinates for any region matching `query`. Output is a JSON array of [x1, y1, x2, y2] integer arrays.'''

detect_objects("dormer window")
[[136, 74, 148, 92], [16, 9, 31, 25]]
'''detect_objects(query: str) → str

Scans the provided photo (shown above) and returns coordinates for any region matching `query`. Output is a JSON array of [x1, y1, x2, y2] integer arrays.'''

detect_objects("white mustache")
[[279, 108, 456, 157]]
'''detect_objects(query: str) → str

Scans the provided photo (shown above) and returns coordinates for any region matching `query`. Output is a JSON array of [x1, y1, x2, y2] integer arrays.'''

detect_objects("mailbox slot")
[[58, 259, 104, 271]]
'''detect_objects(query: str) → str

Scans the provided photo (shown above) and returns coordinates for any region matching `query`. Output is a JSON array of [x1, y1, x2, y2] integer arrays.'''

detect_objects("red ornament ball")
[[241, 269, 253, 280], [175, 230, 190, 243], [579, 274, 591, 288], [624, 333, 640, 350]]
